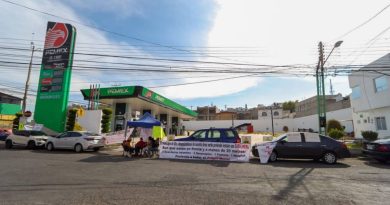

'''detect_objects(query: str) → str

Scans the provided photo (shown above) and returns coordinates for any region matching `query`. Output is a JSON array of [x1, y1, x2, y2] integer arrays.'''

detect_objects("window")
[[286, 133, 302, 142], [351, 86, 361, 99], [192, 130, 206, 139], [374, 76, 388, 92], [304, 133, 320, 142], [273, 111, 279, 116], [210, 130, 221, 139], [375, 117, 387, 130], [70, 132, 83, 137], [261, 112, 267, 117], [225, 130, 236, 138]]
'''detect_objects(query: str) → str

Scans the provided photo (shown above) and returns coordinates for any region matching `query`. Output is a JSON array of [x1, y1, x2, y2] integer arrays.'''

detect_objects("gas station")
[[80, 85, 197, 135]]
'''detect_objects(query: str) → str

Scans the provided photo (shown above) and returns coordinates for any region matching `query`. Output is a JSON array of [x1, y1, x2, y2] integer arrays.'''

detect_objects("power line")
[[335, 2, 390, 40]]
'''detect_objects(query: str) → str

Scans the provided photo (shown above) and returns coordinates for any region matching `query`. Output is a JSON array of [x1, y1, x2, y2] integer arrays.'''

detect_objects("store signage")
[[34, 22, 77, 132], [107, 88, 129, 95], [159, 141, 250, 162]]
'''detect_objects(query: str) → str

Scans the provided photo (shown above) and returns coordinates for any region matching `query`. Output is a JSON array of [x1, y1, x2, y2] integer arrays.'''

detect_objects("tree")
[[282, 101, 296, 113], [361, 131, 378, 141], [326, 119, 343, 133]]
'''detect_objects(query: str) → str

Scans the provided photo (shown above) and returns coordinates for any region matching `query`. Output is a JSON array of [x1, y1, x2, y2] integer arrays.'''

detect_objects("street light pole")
[[316, 41, 343, 135]]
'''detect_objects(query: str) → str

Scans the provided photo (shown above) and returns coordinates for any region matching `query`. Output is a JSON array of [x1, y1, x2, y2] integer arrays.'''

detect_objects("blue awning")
[[127, 112, 161, 128]]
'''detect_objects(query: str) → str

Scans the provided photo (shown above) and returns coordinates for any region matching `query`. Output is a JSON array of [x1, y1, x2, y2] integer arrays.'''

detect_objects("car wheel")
[[27, 141, 36, 149], [268, 151, 277, 162], [74, 144, 83, 153], [5, 140, 12, 149], [46, 142, 54, 151], [323, 152, 337, 164], [93, 147, 100, 152]]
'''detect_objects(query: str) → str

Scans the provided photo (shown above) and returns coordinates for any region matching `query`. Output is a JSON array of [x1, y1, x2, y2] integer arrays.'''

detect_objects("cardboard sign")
[[159, 141, 250, 162], [257, 142, 277, 164]]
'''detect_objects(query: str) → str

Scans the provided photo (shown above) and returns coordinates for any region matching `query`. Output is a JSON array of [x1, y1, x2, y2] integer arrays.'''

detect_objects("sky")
[[0, 0, 390, 111]]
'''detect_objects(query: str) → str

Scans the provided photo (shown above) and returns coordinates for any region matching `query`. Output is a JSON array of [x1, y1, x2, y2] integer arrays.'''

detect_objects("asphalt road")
[[0, 142, 389, 205]]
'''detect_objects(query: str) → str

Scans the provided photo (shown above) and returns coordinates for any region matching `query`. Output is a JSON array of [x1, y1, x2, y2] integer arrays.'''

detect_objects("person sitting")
[[121, 138, 134, 157], [145, 136, 159, 158], [134, 138, 147, 156]]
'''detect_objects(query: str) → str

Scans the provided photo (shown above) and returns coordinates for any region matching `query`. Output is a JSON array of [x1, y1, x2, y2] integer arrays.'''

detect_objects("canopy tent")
[[126, 112, 161, 128]]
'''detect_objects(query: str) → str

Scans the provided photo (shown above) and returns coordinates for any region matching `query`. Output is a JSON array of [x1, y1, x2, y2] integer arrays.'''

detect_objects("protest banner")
[[159, 141, 250, 162], [256, 142, 277, 164]]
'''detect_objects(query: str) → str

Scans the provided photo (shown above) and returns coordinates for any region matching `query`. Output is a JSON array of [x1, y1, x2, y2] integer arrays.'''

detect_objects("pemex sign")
[[34, 22, 77, 132]]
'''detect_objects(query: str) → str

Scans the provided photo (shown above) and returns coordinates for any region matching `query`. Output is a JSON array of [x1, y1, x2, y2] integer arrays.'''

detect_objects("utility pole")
[[329, 79, 334, 95], [22, 42, 35, 114], [316, 41, 326, 135], [270, 106, 275, 136], [316, 40, 343, 136]]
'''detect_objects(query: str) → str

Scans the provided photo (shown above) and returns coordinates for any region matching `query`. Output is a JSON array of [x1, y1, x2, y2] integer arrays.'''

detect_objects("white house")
[[348, 53, 390, 139]]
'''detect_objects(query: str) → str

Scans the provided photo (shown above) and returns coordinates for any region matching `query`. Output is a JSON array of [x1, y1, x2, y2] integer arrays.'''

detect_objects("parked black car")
[[252, 132, 351, 164], [362, 139, 390, 163]]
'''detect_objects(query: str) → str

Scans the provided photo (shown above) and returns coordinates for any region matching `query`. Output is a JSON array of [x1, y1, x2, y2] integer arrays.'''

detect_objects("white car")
[[46, 131, 104, 152], [5, 130, 48, 149]]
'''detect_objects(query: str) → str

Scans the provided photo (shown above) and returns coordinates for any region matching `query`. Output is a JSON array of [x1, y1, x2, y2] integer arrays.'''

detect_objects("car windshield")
[[272, 134, 286, 142]]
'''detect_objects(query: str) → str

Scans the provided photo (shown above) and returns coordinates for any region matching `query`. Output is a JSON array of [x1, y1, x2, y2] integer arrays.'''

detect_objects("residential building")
[[215, 111, 237, 120], [0, 91, 22, 128], [196, 106, 219, 121], [348, 53, 390, 139], [295, 94, 351, 118]]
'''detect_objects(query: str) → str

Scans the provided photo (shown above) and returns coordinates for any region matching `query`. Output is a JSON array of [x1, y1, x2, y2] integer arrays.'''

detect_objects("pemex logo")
[[44, 23, 69, 49]]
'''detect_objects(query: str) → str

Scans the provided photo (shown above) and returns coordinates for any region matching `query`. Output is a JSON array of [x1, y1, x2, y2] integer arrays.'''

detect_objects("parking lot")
[[0, 142, 389, 205]]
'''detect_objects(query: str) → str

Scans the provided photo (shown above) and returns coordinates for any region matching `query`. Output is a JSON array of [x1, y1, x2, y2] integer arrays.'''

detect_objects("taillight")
[[340, 142, 348, 150], [377, 145, 390, 152], [235, 138, 241, 143]]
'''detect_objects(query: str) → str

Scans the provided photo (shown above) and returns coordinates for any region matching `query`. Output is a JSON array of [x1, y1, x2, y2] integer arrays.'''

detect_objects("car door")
[[65, 132, 82, 148], [301, 132, 323, 159], [55, 132, 70, 148], [13, 131, 29, 145], [276, 133, 305, 158], [208, 130, 222, 142]]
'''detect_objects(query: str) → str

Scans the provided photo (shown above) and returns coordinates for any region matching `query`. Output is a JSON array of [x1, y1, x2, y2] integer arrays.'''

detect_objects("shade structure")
[[127, 112, 161, 128]]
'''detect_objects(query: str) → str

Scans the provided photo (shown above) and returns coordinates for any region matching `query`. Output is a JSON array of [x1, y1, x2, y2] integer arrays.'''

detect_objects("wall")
[[352, 106, 390, 139], [183, 108, 353, 133], [0, 103, 21, 115], [77, 110, 102, 134]]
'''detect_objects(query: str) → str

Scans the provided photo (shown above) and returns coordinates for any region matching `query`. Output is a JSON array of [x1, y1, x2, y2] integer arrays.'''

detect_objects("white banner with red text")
[[256, 142, 277, 164], [159, 141, 250, 162]]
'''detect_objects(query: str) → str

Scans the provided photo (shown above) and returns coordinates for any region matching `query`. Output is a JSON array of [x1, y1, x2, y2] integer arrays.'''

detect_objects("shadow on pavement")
[[272, 168, 315, 201], [78, 154, 142, 163], [251, 158, 350, 168], [356, 156, 390, 168]]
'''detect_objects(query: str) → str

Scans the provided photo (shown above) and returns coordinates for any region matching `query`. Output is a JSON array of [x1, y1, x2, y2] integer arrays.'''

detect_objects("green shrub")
[[12, 112, 23, 130], [66, 109, 78, 131], [361, 131, 378, 141], [327, 119, 343, 133], [101, 108, 112, 133], [328, 128, 344, 140]]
